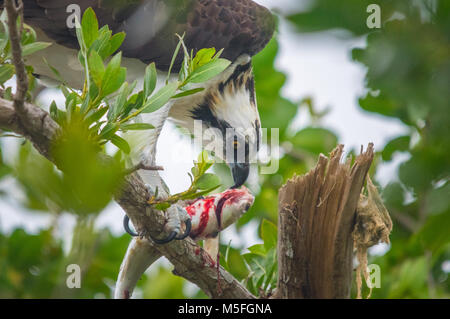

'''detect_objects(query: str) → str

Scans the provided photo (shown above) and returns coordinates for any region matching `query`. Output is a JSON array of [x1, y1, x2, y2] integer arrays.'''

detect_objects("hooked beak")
[[229, 162, 250, 189]]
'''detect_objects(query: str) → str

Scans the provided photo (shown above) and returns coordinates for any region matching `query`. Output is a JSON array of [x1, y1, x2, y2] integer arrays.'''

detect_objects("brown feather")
[[1, 0, 275, 71]]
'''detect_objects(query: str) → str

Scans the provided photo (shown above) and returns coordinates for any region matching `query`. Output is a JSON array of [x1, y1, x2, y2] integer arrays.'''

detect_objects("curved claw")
[[149, 231, 177, 244], [123, 215, 138, 237], [175, 218, 192, 240], [123, 215, 183, 244]]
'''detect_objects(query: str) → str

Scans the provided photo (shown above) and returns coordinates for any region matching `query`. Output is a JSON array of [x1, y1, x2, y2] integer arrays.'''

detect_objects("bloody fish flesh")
[[186, 186, 254, 240]]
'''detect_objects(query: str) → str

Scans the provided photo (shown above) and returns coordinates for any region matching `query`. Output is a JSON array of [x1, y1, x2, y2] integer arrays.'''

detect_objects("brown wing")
[[4, 0, 275, 71]]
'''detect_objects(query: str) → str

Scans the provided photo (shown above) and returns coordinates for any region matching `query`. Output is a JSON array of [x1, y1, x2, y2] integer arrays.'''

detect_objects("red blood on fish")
[[186, 187, 254, 240], [189, 197, 214, 239], [185, 203, 197, 217], [215, 192, 234, 228]]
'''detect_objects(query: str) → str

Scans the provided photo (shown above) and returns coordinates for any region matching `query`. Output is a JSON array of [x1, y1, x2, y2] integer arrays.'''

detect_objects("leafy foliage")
[[0, 7, 229, 298], [47, 9, 229, 155], [289, 0, 450, 298], [149, 151, 221, 210], [0, 10, 50, 96]]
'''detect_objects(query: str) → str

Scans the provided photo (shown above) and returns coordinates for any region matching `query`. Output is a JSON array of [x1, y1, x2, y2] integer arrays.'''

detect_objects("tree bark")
[[276, 144, 374, 298]]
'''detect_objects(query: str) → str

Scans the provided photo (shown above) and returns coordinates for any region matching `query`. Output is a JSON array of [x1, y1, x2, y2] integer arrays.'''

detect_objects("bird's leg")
[[148, 204, 192, 244], [124, 186, 192, 244]]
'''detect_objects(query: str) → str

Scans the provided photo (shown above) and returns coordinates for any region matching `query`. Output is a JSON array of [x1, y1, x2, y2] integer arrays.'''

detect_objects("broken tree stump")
[[276, 143, 374, 298]]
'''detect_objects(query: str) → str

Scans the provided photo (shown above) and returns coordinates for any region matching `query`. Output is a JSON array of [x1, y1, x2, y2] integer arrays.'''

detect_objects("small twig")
[[4, 0, 28, 115], [124, 162, 164, 175]]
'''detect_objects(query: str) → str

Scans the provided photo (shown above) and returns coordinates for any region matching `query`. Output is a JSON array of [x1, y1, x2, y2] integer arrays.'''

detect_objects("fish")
[[186, 186, 254, 241], [116, 186, 254, 298]]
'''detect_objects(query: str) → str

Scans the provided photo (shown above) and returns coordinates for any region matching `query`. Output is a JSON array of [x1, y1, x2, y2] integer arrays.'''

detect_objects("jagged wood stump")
[[276, 144, 374, 298]]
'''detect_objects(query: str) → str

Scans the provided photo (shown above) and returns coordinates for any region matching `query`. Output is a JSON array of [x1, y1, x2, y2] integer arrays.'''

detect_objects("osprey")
[[4, 0, 275, 189]]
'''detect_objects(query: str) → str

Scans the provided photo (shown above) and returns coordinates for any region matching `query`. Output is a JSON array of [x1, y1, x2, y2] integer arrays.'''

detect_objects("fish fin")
[[203, 236, 220, 261]]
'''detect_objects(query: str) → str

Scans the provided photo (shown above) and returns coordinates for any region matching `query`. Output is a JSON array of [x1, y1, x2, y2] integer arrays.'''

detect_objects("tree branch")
[[0, 99, 58, 159], [124, 162, 164, 175], [4, 0, 28, 114]]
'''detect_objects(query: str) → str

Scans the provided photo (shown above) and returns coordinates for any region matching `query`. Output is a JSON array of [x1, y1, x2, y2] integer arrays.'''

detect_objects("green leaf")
[[187, 58, 231, 83], [81, 7, 99, 48], [191, 166, 199, 177], [85, 107, 108, 125], [382, 136, 410, 161], [43, 58, 66, 84], [247, 244, 266, 256], [399, 155, 436, 192], [0, 64, 14, 84], [264, 259, 277, 291], [102, 53, 126, 97], [195, 173, 220, 190], [75, 19, 85, 53], [142, 81, 178, 113], [120, 123, 155, 131], [291, 127, 338, 155], [166, 34, 184, 83], [49, 101, 58, 122], [182, 184, 221, 200], [99, 122, 119, 139], [197, 150, 210, 164], [108, 82, 129, 122], [107, 32, 125, 57], [88, 50, 105, 87], [192, 48, 216, 69], [261, 219, 277, 250], [172, 88, 204, 99], [144, 63, 157, 99], [427, 182, 450, 215], [415, 211, 450, 253], [382, 182, 405, 210], [93, 28, 112, 59], [110, 67, 127, 94], [110, 134, 131, 154], [154, 202, 171, 211], [21, 42, 51, 56], [105, 51, 122, 73], [255, 274, 265, 292], [121, 91, 144, 118]]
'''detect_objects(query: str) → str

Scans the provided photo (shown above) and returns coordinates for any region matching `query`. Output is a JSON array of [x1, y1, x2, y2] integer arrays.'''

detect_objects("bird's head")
[[169, 55, 261, 188]]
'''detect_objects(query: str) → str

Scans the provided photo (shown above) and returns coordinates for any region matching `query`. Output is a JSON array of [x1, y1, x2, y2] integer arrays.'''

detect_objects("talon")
[[123, 215, 138, 237], [176, 218, 192, 240], [124, 214, 180, 244], [149, 231, 177, 244]]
